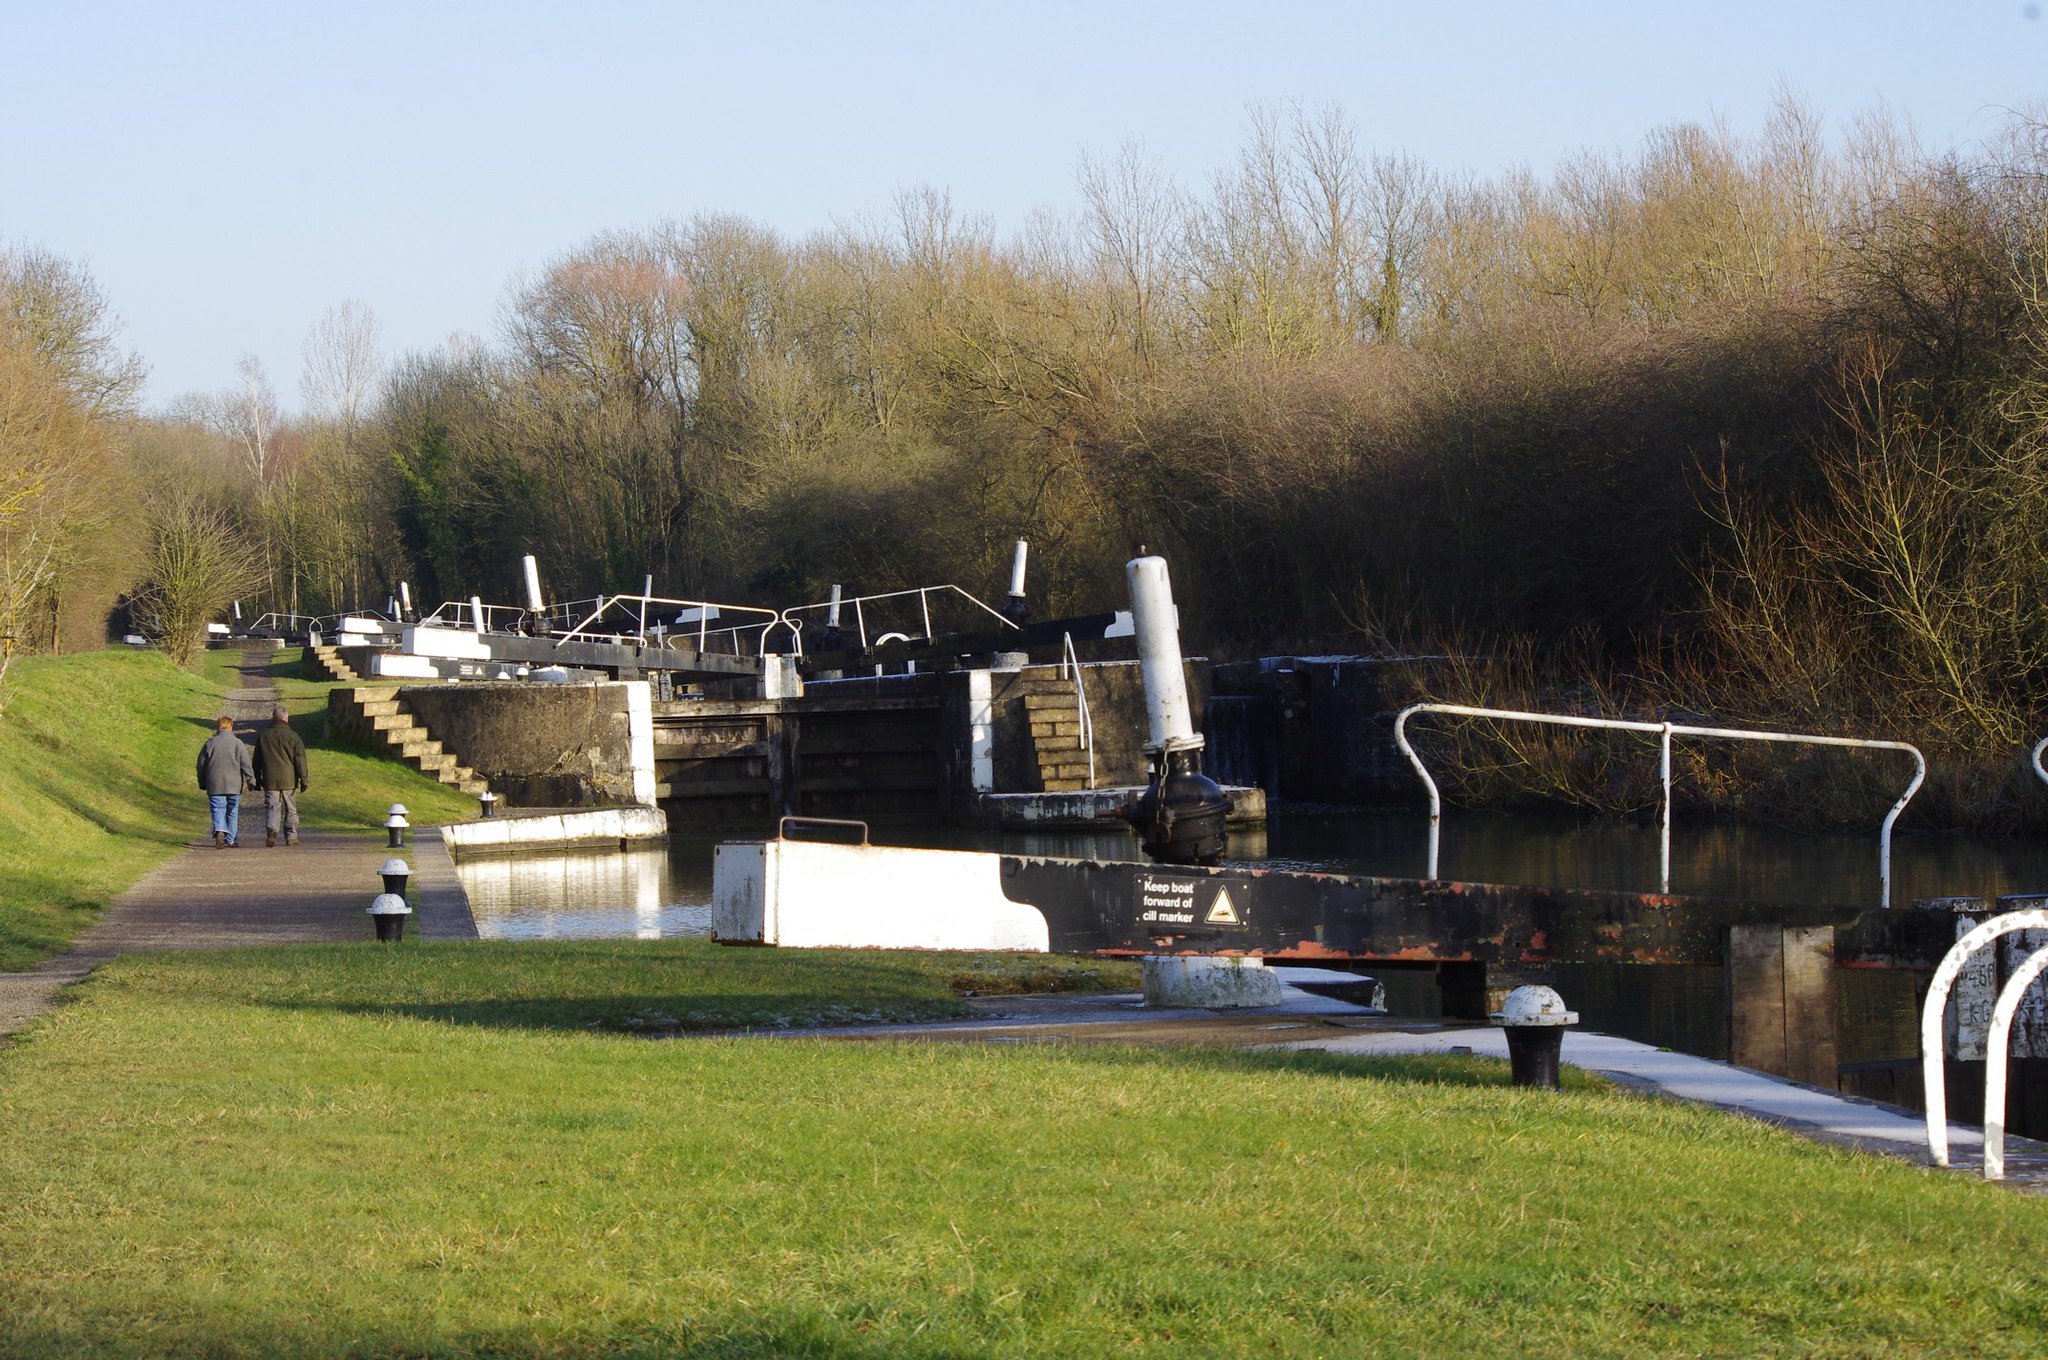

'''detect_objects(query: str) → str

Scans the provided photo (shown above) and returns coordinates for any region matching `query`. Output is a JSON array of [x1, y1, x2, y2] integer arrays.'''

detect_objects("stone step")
[[1040, 777, 1092, 793], [453, 777, 489, 796], [405, 751, 455, 774], [357, 699, 401, 717], [1033, 734, 1083, 755], [350, 687, 400, 703], [397, 737, 444, 760], [370, 713, 421, 733], [1021, 690, 1079, 710], [1030, 719, 1082, 740], [1040, 759, 1094, 781]]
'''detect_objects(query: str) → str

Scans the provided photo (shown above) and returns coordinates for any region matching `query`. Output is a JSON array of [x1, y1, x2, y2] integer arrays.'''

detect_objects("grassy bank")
[[0, 647, 476, 970], [2, 942, 2046, 1358]]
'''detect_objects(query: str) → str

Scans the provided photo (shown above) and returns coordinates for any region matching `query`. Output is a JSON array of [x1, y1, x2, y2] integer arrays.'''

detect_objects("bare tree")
[[0, 245, 147, 416], [134, 490, 263, 667], [300, 301, 383, 440]]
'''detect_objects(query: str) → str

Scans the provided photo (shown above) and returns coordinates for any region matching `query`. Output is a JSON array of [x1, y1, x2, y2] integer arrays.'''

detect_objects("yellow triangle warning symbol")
[[1206, 887, 1240, 925]]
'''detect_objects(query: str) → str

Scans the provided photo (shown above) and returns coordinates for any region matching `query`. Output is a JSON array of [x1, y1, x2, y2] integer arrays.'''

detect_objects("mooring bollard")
[[385, 803, 409, 849], [379, 858, 411, 896], [1490, 985, 1579, 1089], [478, 791, 498, 819], [367, 892, 412, 942]]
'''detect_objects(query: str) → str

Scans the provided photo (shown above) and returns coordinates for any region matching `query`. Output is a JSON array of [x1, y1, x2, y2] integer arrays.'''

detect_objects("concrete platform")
[[439, 804, 667, 855]]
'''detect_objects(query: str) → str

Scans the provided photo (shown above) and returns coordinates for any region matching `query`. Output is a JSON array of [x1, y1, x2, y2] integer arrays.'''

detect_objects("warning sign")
[[1205, 886, 1241, 925]]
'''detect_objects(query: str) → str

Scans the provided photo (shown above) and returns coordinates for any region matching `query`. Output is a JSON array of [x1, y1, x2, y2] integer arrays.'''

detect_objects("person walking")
[[253, 705, 310, 847], [196, 715, 254, 848]]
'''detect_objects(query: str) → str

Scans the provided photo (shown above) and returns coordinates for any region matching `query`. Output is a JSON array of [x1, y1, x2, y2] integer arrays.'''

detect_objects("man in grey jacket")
[[196, 715, 254, 848]]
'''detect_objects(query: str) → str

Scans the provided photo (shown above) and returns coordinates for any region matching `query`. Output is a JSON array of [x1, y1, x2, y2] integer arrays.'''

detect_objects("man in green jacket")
[[253, 706, 310, 847]]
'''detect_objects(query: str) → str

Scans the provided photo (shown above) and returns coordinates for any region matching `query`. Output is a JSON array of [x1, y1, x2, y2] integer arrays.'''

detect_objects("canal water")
[[455, 809, 2048, 1070]]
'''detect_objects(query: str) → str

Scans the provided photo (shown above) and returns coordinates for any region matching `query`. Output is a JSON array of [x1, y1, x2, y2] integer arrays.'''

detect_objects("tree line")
[[7, 97, 2048, 824]]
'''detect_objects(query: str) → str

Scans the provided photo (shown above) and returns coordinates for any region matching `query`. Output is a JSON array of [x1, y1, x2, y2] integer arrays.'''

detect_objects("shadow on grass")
[[237, 993, 1524, 1090], [0, 1309, 966, 1360]]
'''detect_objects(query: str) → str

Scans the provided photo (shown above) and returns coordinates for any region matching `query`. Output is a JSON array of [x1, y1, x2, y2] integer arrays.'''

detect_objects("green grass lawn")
[[2, 942, 2045, 1359], [0, 647, 477, 969]]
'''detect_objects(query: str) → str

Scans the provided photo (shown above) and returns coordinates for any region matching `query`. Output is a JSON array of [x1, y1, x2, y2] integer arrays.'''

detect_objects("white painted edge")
[[711, 839, 1047, 952]]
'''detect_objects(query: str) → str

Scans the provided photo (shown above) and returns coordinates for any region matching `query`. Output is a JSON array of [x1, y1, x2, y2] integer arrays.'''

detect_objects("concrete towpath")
[[0, 647, 473, 1044]]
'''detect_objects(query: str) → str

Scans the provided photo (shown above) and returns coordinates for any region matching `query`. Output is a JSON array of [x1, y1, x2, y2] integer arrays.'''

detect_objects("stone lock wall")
[[397, 681, 654, 808]]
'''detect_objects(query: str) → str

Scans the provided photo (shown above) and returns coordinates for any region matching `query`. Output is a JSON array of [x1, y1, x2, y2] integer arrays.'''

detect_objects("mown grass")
[[2, 943, 2046, 1358], [0, 648, 476, 969]]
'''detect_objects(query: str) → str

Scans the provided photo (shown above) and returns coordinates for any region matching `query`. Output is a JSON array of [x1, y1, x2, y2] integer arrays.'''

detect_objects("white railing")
[[419, 599, 529, 634], [1392, 703, 1926, 909], [1060, 632, 1095, 789], [555, 594, 785, 655], [779, 584, 1018, 652], [1920, 909, 2048, 1177]]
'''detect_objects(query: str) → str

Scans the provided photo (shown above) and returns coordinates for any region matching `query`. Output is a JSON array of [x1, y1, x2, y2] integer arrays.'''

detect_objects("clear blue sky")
[[5, 1, 2044, 412]]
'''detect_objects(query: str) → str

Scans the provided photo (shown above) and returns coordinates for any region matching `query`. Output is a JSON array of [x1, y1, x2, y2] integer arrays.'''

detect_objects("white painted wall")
[[404, 625, 494, 660], [967, 669, 995, 792], [713, 839, 1048, 952], [622, 680, 657, 806]]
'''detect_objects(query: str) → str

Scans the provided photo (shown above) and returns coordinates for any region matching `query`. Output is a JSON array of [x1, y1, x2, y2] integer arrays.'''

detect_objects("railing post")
[[1391, 708, 1444, 881], [1659, 724, 1673, 896]]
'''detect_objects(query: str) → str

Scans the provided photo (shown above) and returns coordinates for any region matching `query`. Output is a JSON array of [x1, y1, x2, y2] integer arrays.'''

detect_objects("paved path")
[[0, 647, 474, 1043]]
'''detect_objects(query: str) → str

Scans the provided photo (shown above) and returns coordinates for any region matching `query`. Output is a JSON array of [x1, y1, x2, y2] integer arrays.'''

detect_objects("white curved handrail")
[[1986, 942, 2048, 1180], [1060, 631, 1095, 790], [1392, 703, 1926, 908], [1920, 909, 2048, 1168]]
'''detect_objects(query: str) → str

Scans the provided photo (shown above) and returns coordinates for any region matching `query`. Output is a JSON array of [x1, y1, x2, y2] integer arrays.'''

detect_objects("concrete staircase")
[[328, 686, 489, 796], [303, 644, 361, 683], [1020, 678, 1093, 792]]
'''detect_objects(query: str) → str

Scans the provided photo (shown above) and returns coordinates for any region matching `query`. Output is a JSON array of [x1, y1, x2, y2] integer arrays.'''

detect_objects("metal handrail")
[[554, 594, 783, 654], [418, 599, 527, 633], [779, 584, 1018, 652], [2030, 737, 2048, 789], [1392, 703, 1926, 908], [1060, 631, 1095, 789], [1920, 909, 2048, 1172]]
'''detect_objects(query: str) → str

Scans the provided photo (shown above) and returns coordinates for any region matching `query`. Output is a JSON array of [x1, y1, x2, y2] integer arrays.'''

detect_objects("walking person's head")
[[216, 716, 233, 731], [272, 706, 290, 726]]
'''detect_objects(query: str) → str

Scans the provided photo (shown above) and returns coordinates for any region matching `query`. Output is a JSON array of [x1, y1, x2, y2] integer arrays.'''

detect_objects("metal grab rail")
[[779, 583, 1019, 653], [1392, 703, 1926, 908], [1060, 631, 1095, 790], [1986, 942, 2048, 1180], [2031, 736, 2048, 788], [777, 815, 870, 845], [1919, 909, 2048, 1174]]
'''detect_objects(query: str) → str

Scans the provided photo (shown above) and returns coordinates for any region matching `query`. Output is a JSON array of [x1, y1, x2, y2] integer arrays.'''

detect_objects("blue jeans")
[[208, 793, 241, 844]]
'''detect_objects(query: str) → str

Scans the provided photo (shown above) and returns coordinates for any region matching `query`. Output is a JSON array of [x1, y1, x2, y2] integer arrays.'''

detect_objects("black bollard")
[[367, 892, 412, 942], [1490, 986, 1578, 1090]]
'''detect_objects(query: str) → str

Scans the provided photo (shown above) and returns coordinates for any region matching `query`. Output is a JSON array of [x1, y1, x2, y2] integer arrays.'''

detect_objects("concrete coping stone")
[[440, 805, 667, 855]]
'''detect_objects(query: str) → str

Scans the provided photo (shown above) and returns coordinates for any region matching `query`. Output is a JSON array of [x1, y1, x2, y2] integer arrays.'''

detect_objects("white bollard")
[[1125, 556, 1199, 754]]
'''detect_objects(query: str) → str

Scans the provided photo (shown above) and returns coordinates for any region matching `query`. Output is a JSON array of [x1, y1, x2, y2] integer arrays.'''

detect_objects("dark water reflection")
[[460, 809, 2048, 1068]]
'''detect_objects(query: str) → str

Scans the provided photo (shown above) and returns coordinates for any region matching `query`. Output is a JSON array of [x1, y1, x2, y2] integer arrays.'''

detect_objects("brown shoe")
[[213, 830, 225, 849], [266, 830, 278, 848], [286, 833, 299, 846]]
